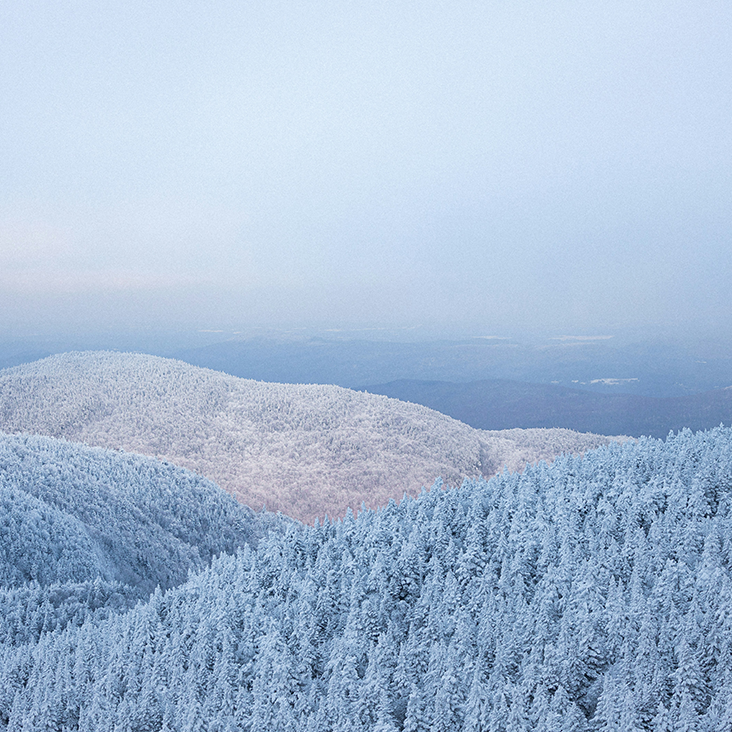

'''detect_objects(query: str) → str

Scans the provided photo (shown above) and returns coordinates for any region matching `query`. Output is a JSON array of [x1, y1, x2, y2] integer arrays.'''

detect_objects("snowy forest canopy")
[[2, 426, 732, 730]]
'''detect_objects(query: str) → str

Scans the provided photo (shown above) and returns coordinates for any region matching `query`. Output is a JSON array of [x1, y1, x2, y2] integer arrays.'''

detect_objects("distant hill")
[[0, 352, 620, 523], [360, 378, 732, 437]]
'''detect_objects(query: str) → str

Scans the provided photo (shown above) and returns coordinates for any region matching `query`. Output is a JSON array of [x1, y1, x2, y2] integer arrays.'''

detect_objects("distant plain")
[[3, 329, 732, 440]]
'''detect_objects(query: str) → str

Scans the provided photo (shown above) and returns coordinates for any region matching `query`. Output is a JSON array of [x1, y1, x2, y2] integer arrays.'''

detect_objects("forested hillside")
[[0, 433, 281, 643], [2, 427, 732, 730], [0, 352, 621, 522]]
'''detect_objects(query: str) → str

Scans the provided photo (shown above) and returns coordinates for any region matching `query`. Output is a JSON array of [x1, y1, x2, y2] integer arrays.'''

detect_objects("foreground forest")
[[2, 426, 732, 730]]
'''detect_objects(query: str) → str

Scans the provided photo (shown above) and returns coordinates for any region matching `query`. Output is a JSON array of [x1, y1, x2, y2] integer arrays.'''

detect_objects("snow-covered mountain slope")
[[0, 432, 282, 643], [0, 433, 273, 592], [0, 351, 622, 522]]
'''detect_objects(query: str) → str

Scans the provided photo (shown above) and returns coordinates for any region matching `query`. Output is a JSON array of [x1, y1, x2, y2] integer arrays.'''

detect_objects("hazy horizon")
[[2, 2, 731, 338]]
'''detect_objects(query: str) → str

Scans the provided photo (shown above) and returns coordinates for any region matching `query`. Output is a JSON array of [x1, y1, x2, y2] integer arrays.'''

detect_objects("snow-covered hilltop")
[[0, 351, 622, 522]]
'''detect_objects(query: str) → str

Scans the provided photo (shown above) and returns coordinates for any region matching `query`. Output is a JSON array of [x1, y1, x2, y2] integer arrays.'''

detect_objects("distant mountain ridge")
[[0, 352, 621, 522], [360, 378, 732, 437], [173, 335, 732, 397]]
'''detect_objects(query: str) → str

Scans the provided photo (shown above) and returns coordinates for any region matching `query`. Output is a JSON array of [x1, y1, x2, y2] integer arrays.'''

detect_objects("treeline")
[[2, 427, 732, 730]]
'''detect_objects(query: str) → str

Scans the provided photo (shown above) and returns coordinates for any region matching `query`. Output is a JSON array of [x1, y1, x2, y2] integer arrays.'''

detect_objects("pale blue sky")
[[1, 1, 731, 337]]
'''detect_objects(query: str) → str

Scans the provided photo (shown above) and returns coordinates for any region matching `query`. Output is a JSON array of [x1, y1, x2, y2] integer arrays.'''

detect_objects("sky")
[[1, 1, 731, 339]]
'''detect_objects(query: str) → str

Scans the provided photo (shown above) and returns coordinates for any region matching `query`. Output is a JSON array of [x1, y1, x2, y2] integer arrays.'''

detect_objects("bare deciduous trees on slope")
[[0, 352, 623, 522]]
